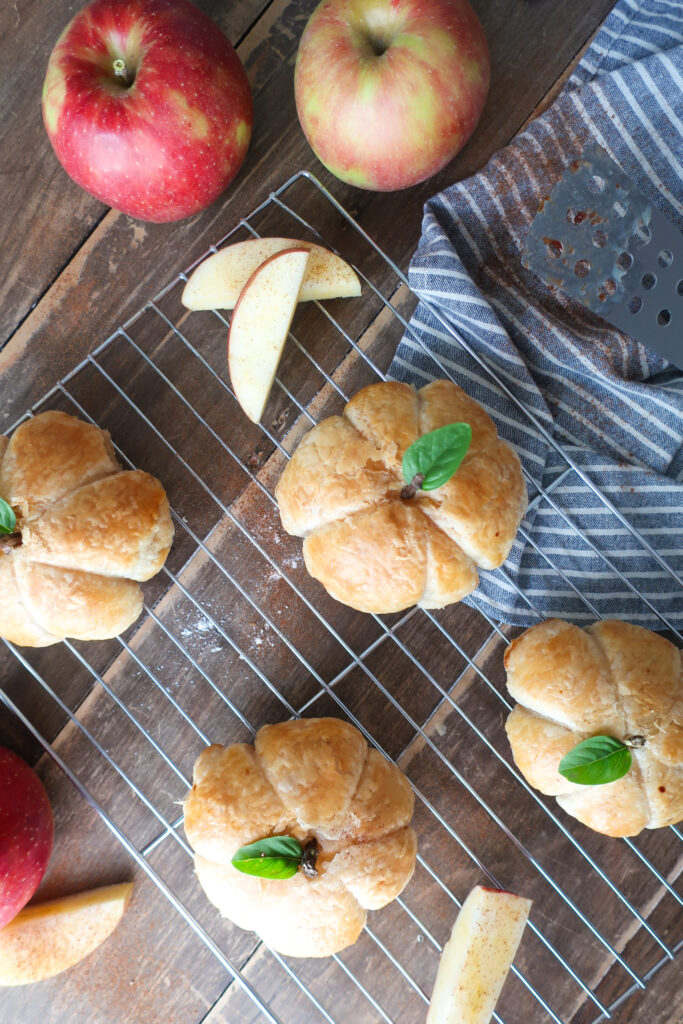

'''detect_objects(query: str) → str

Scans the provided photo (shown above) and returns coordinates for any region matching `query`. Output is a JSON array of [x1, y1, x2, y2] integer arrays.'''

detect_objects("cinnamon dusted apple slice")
[[0, 882, 133, 985], [228, 247, 310, 423], [427, 885, 532, 1024], [182, 237, 360, 310]]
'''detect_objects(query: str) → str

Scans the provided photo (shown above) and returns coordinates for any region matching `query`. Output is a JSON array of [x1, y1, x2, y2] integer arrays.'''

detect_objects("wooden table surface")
[[1, 2, 681, 1023]]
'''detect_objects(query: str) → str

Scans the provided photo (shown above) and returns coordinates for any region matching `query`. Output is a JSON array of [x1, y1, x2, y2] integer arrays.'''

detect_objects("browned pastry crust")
[[0, 411, 174, 646], [275, 380, 527, 613], [183, 718, 417, 957], [504, 619, 683, 837]]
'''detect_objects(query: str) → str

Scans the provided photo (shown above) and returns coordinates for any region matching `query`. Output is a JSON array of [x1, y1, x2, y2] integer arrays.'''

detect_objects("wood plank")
[[1, 0, 616, 429], [5, 3, 679, 1023]]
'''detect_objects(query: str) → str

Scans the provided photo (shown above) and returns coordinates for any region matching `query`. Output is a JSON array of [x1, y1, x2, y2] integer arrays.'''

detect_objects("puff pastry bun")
[[275, 380, 526, 614], [504, 619, 683, 837], [0, 411, 174, 646], [183, 718, 417, 957]]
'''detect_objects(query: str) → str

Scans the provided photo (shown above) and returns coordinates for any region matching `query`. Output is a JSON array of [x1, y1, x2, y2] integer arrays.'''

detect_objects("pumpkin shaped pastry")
[[0, 411, 174, 646], [183, 718, 417, 957], [504, 619, 683, 837], [275, 380, 526, 614]]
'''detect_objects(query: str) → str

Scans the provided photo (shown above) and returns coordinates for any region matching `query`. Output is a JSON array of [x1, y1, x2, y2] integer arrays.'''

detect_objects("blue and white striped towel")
[[390, 0, 683, 630]]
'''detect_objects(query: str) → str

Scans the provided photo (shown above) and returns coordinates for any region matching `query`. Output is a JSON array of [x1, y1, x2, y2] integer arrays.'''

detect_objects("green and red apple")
[[0, 748, 54, 930], [42, 0, 253, 222], [294, 0, 490, 191]]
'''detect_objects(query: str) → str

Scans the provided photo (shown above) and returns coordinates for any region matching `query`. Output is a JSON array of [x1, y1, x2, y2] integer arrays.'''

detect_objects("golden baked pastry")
[[183, 717, 417, 957], [504, 619, 683, 837], [275, 380, 526, 614], [0, 411, 174, 646]]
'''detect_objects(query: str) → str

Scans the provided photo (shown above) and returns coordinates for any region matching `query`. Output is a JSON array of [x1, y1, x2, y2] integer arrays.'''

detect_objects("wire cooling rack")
[[1, 171, 681, 1024]]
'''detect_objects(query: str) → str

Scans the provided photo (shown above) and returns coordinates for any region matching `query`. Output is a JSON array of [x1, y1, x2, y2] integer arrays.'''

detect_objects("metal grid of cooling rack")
[[1, 171, 681, 1024]]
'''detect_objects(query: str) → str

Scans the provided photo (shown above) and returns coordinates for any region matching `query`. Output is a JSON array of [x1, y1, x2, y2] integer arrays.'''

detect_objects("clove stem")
[[300, 838, 319, 878], [400, 473, 424, 500], [0, 532, 21, 554]]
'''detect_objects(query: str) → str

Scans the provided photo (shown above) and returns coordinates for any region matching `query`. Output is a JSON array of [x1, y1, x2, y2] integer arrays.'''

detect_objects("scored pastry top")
[[276, 379, 527, 614]]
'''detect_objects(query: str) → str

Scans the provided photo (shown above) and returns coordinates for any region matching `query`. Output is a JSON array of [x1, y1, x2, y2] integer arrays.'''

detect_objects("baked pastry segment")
[[504, 619, 683, 837], [0, 557, 55, 647], [193, 854, 368, 959], [0, 411, 174, 646], [183, 744, 292, 862], [0, 411, 119, 519], [275, 379, 526, 614], [22, 470, 173, 581], [183, 718, 417, 957], [342, 747, 414, 842], [255, 718, 368, 838], [13, 558, 144, 643], [344, 380, 420, 473], [505, 618, 625, 736], [303, 501, 428, 614], [276, 415, 395, 536]]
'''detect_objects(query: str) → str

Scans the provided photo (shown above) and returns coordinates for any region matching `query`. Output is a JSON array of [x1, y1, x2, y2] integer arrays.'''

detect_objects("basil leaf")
[[402, 423, 472, 492], [558, 735, 632, 786], [0, 497, 16, 535], [231, 835, 303, 879]]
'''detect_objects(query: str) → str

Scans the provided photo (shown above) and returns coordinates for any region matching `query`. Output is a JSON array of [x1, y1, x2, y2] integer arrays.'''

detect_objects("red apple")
[[42, 0, 253, 222], [0, 748, 54, 930], [294, 0, 490, 192]]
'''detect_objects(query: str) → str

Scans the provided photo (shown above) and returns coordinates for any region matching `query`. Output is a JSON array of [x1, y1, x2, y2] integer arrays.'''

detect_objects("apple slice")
[[182, 237, 360, 310], [228, 247, 310, 423], [427, 885, 532, 1024], [0, 882, 133, 986]]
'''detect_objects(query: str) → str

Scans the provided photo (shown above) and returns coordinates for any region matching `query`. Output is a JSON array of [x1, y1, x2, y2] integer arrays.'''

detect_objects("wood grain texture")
[[0, 0, 616, 427], [2, 0, 679, 1023]]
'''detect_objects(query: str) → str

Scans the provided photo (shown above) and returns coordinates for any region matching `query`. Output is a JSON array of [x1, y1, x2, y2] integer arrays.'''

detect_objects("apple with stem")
[[294, 0, 490, 192], [42, 0, 253, 222], [0, 748, 54, 930]]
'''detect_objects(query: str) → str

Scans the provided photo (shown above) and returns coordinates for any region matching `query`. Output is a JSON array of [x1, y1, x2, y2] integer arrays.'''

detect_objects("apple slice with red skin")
[[427, 884, 532, 1024], [228, 248, 311, 423], [182, 237, 360, 310], [0, 748, 54, 930], [0, 882, 133, 985]]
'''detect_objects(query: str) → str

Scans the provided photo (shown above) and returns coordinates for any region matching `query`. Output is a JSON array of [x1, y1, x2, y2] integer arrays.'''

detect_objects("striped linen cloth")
[[389, 0, 683, 631]]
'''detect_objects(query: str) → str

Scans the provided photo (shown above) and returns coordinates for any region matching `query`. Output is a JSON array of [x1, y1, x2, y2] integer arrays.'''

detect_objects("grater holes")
[[574, 259, 591, 278], [642, 273, 656, 290], [598, 278, 617, 302], [592, 229, 608, 248], [628, 296, 643, 314], [613, 200, 629, 218], [658, 249, 673, 268], [544, 238, 563, 259], [633, 224, 652, 245], [678, 280, 683, 296], [566, 207, 587, 225], [587, 175, 605, 195], [657, 309, 671, 326], [617, 251, 633, 271]]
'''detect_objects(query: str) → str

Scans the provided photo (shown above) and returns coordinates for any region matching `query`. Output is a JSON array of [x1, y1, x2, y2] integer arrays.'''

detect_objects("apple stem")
[[400, 473, 424, 500], [300, 838, 319, 878], [0, 532, 22, 554], [113, 57, 133, 87]]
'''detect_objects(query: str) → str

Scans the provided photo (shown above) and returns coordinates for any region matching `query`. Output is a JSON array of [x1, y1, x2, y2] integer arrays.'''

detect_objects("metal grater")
[[521, 145, 682, 367]]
